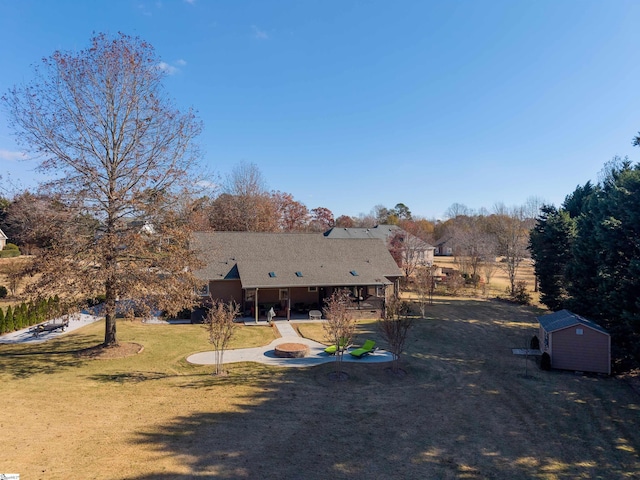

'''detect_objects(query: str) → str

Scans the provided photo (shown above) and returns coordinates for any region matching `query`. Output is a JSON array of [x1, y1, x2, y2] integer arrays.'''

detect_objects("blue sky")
[[1, 0, 639, 219]]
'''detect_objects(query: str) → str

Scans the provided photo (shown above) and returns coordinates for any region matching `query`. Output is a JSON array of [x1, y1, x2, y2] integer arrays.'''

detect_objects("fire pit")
[[274, 342, 310, 358]]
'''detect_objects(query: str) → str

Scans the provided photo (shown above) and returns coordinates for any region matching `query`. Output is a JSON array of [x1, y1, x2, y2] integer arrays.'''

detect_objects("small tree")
[[378, 294, 413, 374], [415, 265, 437, 317], [323, 289, 356, 380], [205, 299, 240, 376], [5, 261, 24, 297]]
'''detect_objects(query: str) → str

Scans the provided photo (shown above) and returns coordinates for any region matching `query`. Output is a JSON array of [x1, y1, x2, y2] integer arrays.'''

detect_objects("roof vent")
[[350, 270, 359, 276], [295, 271, 303, 277], [269, 272, 276, 278]]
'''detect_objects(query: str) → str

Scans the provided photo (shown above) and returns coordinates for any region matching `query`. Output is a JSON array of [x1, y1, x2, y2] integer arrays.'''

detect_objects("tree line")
[[530, 155, 640, 371], [0, 296, 61, 334]]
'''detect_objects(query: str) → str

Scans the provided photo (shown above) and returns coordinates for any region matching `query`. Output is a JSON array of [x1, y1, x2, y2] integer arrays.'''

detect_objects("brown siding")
[[209, 280, 242, 303], [289, 287, 320, 304], [550, 326, 610, 374], [256, 289, 280, 303]]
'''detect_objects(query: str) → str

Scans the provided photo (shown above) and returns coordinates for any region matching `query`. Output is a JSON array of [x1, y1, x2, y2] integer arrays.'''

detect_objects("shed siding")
[[210, 280, 242, 303], [551, 326, 610, 374]]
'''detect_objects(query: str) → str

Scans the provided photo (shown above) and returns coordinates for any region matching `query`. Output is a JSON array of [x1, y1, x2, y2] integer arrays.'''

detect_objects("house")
[[0, 228, 7, 250], [191, 231, 404, 322], [324, 225, 435, 268], [434, 236, 455, 256], [537, 309, 611, 375]]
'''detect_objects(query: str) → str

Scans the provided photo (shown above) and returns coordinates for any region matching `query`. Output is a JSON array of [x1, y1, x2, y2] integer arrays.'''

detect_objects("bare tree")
[[213, 162, 278, 232], [205, 299, 240, 376], [323, 289, 356, 380], [481, 254, 498, 296], [2, 33, 203, 346], [378, 294, 413, 373], [4, 261, 25, 297], [490, 204, 530, 296], [388, 230, 428, 280], [224, 161, 268, 197], [415, 265, 437, 317], [444, 202, 473, 219]]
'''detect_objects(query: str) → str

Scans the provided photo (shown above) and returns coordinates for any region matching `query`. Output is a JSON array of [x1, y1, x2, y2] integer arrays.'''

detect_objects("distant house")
[[324, 225, 435, 268], [538, 309, 611, 375], [434, 236, 455, 256], [0, 228, 7, 250], [191, 232, 404, 322]]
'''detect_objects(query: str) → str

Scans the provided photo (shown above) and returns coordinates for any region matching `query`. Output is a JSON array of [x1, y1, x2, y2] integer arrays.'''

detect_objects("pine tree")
[[529, 205, 575, 311], [5, 306, 14, 332]]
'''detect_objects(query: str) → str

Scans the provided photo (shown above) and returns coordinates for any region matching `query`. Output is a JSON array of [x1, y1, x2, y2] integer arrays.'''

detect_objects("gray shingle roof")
[[324, 225, 434, 248], [192, 232, 403, 289], [537, 309, 609, 335]]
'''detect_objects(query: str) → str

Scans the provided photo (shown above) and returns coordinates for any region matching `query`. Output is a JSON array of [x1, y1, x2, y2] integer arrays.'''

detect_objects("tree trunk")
[[103, 279, 118, 346]]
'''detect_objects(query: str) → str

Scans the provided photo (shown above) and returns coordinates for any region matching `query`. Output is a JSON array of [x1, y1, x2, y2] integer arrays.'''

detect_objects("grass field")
[[1, 297, 639, 479]]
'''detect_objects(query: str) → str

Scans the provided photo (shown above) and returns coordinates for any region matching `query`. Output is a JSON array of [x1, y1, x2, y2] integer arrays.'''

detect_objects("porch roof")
[[192, 231, 403, 289]]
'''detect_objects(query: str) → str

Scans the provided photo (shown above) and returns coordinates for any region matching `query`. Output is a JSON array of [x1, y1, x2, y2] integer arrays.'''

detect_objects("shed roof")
[[537, 309, 609, 335], [191, 231, 403, 289], [0, 228, 7, 240]]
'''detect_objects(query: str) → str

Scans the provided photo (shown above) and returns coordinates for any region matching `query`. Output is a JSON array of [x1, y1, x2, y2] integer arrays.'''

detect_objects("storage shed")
[[538, 309, 610, 375]]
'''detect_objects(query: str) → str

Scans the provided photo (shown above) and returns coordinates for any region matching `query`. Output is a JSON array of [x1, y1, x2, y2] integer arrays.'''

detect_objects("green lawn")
[[1, 300, 638, 479]]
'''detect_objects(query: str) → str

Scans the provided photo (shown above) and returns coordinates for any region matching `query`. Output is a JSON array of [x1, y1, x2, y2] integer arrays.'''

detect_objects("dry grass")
[[1, 300, 639, 479]]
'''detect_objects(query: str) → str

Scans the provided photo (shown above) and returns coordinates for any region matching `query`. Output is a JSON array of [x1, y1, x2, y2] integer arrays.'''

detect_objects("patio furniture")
[[309, 310, 322, 320], [324, 338, 350, 355], [29, 319, 70, 337], [349, 339, 376, 358]]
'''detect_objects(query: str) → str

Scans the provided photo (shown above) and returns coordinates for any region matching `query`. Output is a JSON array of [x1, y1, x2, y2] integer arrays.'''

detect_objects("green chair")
[[324, 338, 350, 355], [349, 339, 376, 358]]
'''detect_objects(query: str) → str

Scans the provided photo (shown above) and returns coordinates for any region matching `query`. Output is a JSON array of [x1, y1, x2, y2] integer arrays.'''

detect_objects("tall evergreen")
[[5, 306, 14, 332], [529, 205, 575, 311]]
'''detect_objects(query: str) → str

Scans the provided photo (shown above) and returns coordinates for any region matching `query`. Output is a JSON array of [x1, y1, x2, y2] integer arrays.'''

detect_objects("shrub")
[[540, 352, 551, 370], [530, 335, 540, 350], [1, 243, 21, 257], [0, 248, 20, 258], [0, 285, 7, 299], [511, 281, 532, 305]]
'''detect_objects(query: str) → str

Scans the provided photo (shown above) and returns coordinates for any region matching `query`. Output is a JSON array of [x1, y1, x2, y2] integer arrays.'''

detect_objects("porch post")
[[287, 288, 291, 321], [255, 288, 259, 324]]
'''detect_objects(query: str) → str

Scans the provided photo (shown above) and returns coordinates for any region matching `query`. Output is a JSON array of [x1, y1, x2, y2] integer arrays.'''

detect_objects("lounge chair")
[[349, 339, 376, 358], [324, 338, 350, 355]]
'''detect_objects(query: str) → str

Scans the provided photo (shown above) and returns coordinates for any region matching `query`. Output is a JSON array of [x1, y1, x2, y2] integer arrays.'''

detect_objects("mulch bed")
[[76, 342, 144, 360]]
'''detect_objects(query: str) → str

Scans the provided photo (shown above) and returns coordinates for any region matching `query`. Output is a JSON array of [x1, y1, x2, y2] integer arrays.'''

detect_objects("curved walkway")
[[187, 320, 393, 368]]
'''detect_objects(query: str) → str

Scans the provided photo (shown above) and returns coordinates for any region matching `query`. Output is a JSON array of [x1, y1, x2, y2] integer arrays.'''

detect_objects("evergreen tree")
[[529, 205, 575, 311], [0, 307, 5, 334], [5, 306, 14, 332]]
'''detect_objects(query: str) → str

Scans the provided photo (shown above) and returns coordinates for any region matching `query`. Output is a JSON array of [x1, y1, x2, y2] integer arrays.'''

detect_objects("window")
[[268, 272, 276, 278], [295, 271, 303, 277], [246, 289, 256, 301], [350, 270, 359, 276], [279, 289, 289, 300], [576, 328, 584, 335], [308, 286, 318, 292], [196, 283, 209, 296]]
